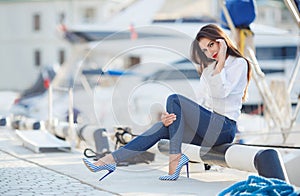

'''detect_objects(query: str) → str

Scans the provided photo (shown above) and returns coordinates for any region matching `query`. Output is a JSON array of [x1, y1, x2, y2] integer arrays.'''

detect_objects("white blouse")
[[197, 55, 248, 121]]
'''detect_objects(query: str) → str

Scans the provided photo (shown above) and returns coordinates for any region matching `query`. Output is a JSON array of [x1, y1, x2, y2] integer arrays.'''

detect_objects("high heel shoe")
[[159, 154, 189, 181], [82, 158, 116, 181]]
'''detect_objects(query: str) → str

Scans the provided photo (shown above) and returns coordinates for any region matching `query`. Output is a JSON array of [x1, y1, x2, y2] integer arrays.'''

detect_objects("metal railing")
[[48, 84, 76, 147], [284, 0, 300, 27]]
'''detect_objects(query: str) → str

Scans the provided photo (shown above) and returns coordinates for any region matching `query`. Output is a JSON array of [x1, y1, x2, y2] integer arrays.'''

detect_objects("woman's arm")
[[204, 57, 248, 99]]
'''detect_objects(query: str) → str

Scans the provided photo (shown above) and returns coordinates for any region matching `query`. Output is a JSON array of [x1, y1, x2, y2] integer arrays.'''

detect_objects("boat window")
[[33, 14, 41, 31], [34, 50, 41, 67], [256, 46, 297, 60], [152, 19, 177, 23], [145, 69, 199, 81], [58, 49, 65, 65], [152, 17, 216, 23]]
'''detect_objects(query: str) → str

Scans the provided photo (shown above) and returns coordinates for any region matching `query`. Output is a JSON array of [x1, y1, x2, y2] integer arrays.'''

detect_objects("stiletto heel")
[[159, 154, 190, 181], [186, 162, 189, 178], [99, 170, 114, 181], [82, 158, 116, 181]]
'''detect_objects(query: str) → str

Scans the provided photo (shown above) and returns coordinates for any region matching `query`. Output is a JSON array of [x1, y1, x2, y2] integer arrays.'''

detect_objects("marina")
[[1, 0, 300, 195]]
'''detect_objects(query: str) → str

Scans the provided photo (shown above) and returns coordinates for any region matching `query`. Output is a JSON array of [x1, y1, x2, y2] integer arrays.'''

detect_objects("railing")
[[247, 47, 292, 141], [48, 84, 76, 147]]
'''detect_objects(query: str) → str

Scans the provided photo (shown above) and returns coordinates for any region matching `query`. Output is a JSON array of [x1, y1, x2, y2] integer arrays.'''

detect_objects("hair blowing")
[[190, 24, 251, 102]]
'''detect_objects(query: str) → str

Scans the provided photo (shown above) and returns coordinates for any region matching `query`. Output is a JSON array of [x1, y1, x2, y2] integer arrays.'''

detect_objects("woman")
[[83, 24, 251, 181]]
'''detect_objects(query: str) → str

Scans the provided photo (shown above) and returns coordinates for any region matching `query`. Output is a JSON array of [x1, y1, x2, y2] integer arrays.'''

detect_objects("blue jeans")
[[111, 94, 237, 163]]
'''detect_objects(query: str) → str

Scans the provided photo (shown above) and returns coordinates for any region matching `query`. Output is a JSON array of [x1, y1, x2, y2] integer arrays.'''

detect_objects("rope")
[[218, 175, 299, 196], [238, 143, 300, 150]]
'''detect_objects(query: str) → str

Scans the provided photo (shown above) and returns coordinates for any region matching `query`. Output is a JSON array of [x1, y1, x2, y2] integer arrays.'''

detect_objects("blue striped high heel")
[[159, 154, 189, 181], [82, 158, 116, 181]]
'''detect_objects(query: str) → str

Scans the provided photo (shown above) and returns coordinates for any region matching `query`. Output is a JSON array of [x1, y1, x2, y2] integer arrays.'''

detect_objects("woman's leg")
[[166, 94, 203, 154], [94, 122, 170, 165], [165, 94, 202, 173], [95, 94, 236, 170], [165, 94, 237, 172], [96, 94, 204, 171], [95, 94, 203, 168]]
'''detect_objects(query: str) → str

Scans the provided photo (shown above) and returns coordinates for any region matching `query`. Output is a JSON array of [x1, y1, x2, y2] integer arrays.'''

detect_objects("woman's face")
[[198, 38, 219, 60]]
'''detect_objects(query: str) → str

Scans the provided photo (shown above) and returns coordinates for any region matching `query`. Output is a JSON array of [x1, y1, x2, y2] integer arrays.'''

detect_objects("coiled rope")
[[218, 175, 299, 196]]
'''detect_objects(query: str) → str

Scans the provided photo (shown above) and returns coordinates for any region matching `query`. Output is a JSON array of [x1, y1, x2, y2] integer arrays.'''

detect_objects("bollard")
[[78, 124, 110, 155], [24, 118, 44, 130], [0, 117, 7, 126], [53, 121, 70, 139], [254, 149, 289, 183], [11, 119, 26, 130]]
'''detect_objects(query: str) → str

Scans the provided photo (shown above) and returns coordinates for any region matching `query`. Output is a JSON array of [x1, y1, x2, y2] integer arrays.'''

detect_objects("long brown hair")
[[190, 24, 251, 102]]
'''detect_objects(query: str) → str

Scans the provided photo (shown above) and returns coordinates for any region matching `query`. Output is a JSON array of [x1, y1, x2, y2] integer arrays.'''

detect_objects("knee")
[[166, 94, 181, 112], [167, 94, 179, 104]]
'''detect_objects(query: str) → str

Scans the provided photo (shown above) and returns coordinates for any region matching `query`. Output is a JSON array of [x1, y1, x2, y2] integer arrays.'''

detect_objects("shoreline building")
[[0, 0, 128, 91]]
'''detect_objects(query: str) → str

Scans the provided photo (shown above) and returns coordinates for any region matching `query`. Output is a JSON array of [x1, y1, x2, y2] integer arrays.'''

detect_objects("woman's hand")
[[216, 39, 227, 63], [161, 112, 176, 127], [213, 39, 227, 75]]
